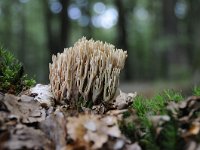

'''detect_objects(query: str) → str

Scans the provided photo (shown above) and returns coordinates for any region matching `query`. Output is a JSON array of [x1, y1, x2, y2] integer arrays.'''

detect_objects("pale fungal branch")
[[49, 37, 127, 106]]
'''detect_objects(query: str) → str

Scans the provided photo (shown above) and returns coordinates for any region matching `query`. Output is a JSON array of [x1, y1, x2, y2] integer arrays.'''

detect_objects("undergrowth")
[[193, 86, 200, 96], [0, 47, 36, 94], [121, 88, 200, 150], [132, 89, 183, 126]]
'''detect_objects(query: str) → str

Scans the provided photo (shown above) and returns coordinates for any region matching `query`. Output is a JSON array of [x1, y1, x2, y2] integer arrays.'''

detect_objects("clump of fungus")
[[49, 37, 127, 107]]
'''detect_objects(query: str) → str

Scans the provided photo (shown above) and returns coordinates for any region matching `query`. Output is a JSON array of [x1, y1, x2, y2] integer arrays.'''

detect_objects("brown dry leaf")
[[3, 94, 46, 124], [149, 115, 170, 127], [178, 97, 199, 121], [182, 122, 200, 138], [66, 114, 99, 149], [0, 100, 9, 112], [0, 99, 18, 135], [91, 104, 106, 114], [107, 109, 129, 117], [0, 112, 10, 132], [90, 90, 136, 115], [125, 142, 142, 150], [188, 122, 200, 135], [66, 113, 126, 150], [108, 90, 137, 110], [185, 141, 200, 150], [0, 93, 8, 112], [165, 96, 200, 148], [0, 124, 54, 150], [40, 111, 68, 150], [177, 96, 200, 138], [166, 101, 179, 117], [0, 92, 4, 99]]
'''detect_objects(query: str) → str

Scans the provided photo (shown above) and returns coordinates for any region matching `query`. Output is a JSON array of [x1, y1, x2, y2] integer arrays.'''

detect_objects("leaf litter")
[[1, 85, 200, 150]]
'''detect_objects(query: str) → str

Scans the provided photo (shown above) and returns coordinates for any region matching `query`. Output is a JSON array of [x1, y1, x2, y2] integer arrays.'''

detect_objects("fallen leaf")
[[3, 94, 46, 124], [40, 110, 67, 150], [66, 114, 126, 149], [125, 142, 142, 150], [112, 90, 137, 110], [1, 124, 54, 150]]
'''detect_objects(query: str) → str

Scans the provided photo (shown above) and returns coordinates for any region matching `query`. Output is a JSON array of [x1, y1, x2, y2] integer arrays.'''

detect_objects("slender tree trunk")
[[19, 4, 26, 63], [43, 0, 59, 56], [185, 0, 197, 69], [81, 0, 92, 39], [115, 0, 131, 80], [43, 0, 71, 56], [59, 0, 70, 50], [161, 0, 178, 78], [162, 0, 177, 34], [3, 1, 12, 47]]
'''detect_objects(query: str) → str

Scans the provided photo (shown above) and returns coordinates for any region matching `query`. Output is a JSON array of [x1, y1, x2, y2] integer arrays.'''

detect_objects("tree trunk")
[[162, 0, 177, 34], [115, 0, 131, 80], [161, 0, 178, 78], [80, 0, 92, 39], [43, 0, 71, 56], [3, 1, 12, 47], [43, 0, 59, 56], [19, 4, 26, 63], [59, 0, 70, 50], [185, 0, 200, 70]]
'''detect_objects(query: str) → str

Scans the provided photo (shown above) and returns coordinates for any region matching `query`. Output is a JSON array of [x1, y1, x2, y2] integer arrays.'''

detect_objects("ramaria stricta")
[[49, 37, 127, 107]]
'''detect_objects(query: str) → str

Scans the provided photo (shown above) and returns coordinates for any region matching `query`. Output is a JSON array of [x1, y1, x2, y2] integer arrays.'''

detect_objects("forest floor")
[[1, 83, 200, 150], [120, 80, 194, 97]]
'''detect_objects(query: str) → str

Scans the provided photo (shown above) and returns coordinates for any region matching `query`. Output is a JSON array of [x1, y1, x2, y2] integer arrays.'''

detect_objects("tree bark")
[[80, 0, 92, 39], [3, 1, 12, 47], [59, 0, 70, 50], [43, 0, 71, 56], [162, 0, 178, 34], [43, 0, 59, 56], [115, 0, 131, 80], [185, 0, 200, 69], [161, 0, 178, 78], [19, 4, 26, 64]]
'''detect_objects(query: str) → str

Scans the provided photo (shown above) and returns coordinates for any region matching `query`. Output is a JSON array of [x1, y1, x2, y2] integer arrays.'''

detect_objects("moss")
[[119, 89, 187, 149], [163, 89, 183, 102], [0, 47, 36, 94], [193, 86, 200, 96], [140, 127, 159, 150], [120, 121, 136, 142], [158, 120, 179, 150], [132, 89, 183, 123]]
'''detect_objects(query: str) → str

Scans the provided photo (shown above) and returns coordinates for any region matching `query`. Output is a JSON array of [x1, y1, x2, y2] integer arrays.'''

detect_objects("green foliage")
[[125, 89, 185, 149], [193, 86, 200, 96], [0, 47, 36, 94], [140, 128, 159, 150], [158, 120, 179, 150], [120, 121, 136, 142], [22, 74, 36, 88], [140, 119, 179, 150], [133, 89, 183, 118], [163, 89, 183, 102]]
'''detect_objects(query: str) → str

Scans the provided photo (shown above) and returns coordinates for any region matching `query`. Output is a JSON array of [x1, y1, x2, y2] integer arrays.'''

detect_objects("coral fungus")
[[49, 37, 127, 106]]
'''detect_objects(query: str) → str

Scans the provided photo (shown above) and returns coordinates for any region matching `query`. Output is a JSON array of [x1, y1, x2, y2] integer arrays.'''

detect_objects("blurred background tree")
[[0, 0, 200, 95]]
